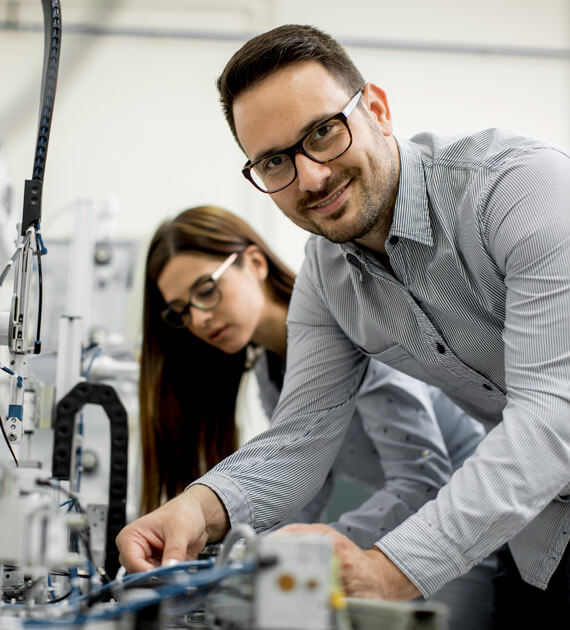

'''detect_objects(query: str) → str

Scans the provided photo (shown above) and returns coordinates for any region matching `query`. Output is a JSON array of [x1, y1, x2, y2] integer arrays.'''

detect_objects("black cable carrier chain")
[[51, 382, 129, 579], [22, 0, 62, 235]]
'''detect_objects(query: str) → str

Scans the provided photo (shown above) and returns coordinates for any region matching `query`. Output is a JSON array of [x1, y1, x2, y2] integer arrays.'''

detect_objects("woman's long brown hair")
[[139, 205, 296, 514]]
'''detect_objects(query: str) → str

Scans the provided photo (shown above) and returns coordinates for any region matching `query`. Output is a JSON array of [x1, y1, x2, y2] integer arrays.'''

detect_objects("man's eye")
[[311, 124, 333, 141], [259, 154, 288, 173]]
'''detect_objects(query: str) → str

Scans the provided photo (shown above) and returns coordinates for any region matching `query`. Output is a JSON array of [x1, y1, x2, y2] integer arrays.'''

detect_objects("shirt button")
[[436, 342, 445, 354], [346, 253, 363, 281], [389, 235, 399, 245], [346, 253, 361, 268]]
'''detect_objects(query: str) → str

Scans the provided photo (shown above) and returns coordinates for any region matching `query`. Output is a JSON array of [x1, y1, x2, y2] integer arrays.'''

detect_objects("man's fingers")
[[116, 529, 163, 574], [161, 542, 192, 565], [161, 525, 208, 565], [118, 551, 158, 574]]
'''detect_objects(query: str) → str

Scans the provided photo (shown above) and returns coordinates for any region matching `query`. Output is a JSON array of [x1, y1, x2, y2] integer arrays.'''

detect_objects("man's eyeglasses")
[[242, 88, 364, 194], [161, 252, 239, 328]]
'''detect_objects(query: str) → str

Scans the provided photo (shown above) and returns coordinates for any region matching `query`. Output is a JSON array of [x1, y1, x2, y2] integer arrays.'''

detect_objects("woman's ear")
[[243, 245, 269, 281]]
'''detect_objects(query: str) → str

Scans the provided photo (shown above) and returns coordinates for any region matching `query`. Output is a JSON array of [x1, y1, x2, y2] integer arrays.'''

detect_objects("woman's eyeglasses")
[[161, 252, 239, 328]]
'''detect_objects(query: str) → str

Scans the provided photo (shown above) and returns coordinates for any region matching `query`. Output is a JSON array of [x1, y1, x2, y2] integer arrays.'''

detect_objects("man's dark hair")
[[217, 24, 365, 146]]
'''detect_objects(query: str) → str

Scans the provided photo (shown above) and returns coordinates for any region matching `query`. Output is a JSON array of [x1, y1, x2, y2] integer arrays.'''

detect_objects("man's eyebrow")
[[251, 110, 338, 163]]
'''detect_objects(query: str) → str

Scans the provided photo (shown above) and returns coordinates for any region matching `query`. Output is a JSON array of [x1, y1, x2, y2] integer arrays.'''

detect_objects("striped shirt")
[[253, 351, 484, 546], [196, 128, 570, 595]]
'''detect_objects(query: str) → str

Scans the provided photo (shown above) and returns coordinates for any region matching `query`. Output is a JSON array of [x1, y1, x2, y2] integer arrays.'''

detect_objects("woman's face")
[[157, 249, 267, 354]]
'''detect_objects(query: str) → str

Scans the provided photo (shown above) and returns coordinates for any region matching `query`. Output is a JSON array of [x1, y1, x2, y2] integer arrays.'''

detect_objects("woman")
[[139, 205, 296, 514], [140, 205, 495, 628]]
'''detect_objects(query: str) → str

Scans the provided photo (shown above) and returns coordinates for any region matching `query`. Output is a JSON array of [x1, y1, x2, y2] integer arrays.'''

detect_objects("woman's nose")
[[186, 306, 213, 329]]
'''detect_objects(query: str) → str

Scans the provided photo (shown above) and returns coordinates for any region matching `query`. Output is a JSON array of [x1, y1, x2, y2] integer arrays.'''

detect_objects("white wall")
[[1, 0, 569, 339]]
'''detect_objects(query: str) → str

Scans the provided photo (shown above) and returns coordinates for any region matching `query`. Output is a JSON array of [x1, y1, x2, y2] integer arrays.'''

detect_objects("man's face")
[[233, 61, 400, 250]]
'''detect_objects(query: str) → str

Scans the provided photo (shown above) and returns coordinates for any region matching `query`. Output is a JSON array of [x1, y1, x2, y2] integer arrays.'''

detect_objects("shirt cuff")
[[189, 472, 254, 528], [375, 511, 470, 597]]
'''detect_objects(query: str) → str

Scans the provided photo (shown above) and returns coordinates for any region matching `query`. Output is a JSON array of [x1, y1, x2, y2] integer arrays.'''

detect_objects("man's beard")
[[295, 157, 396, 244]]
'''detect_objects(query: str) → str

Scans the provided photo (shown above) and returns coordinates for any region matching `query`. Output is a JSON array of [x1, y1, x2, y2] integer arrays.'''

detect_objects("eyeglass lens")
[[161, 252, 239, 328], [250, 118, 351, 192], [190, 278, 219, 309], [162, 280, 221, 328]]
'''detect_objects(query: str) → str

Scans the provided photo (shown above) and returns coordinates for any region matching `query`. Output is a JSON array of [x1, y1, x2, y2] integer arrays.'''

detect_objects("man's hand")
[[116, 484, 229, 573], [278, 523, 421, 601]]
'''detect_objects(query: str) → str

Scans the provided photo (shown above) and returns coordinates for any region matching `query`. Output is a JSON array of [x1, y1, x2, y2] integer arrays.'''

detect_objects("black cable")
[[32, 0, 61, 184], [0, 411, 19, 466], [4, 565, 91, 580], [34, 230, 44, 354], [21, 0, 62, 234], [47, 590, 72, 604], [49, 569, 90, 580]]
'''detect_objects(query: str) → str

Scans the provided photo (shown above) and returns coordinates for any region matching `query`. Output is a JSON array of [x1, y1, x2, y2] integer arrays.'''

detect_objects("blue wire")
[[95, 557, 214, 596], [22, 560, 256, 626], [82, 346, 101, 380], [4, 558, 215, 609], [46, 574, 57, 602], [36, 222, 48, 255]]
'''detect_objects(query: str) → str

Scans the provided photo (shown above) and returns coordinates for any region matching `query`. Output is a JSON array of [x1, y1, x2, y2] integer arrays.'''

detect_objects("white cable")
[[215, 523, 258, 567]]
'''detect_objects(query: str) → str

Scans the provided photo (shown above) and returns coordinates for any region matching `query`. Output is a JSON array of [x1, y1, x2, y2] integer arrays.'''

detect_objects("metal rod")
[[1, 20, 569, 60]]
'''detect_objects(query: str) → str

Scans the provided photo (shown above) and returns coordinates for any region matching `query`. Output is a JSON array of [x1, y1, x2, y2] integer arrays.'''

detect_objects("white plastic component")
[[254, 534, 333, 630], [83, 355, 139, 381], [65, 199, 95, 338], [2, 415, 22, 445], [0, 311, 9, 346], [87, 503, 108, 568], [0, 492, 69, 568], [55, 315, 83, 402]]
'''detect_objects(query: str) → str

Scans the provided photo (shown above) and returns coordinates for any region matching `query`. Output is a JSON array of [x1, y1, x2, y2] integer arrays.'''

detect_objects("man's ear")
[[243, 245, 269, 281], [362, 83, 393, 136]]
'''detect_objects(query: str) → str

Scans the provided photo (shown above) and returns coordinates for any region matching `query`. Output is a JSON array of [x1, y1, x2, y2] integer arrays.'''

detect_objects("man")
[[118, 25, 570, 624]]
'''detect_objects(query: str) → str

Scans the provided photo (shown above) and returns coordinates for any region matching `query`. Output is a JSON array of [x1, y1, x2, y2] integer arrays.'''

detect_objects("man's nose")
[[295, 154, 332, 192]]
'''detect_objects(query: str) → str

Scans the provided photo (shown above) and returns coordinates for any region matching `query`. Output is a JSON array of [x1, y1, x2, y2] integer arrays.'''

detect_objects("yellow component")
[[328, 552, 347, 610], [330, 588, 347, 610]]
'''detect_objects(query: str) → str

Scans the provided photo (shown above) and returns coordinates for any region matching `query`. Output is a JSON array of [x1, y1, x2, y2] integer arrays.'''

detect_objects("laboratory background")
[[2, 0, 569, 282], [0, 1, 568, 628]]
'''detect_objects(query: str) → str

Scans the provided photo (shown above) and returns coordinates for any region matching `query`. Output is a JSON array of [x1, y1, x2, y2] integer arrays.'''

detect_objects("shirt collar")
[[389, 136, 433, 247], [339, 135, 433, 261]]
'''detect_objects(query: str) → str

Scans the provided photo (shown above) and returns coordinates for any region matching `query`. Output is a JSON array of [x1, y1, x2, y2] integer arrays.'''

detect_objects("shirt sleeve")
[[377, 147, 570, 595], [329, 360, 454, 548], [193, 242, 369, 531]]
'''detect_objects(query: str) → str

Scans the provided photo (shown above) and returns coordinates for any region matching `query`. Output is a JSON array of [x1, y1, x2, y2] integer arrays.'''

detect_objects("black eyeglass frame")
[[160, 252, 239, 328], [242, 87, 364, 194]]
